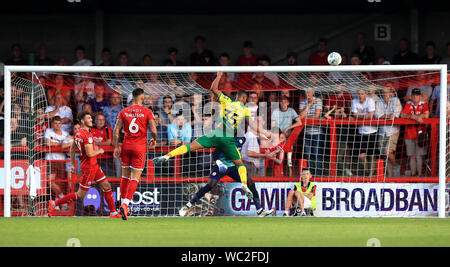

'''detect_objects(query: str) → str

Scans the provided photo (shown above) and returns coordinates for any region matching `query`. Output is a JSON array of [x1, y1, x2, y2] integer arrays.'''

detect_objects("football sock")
[[125, 179, 139, 203], [103, 188, 116, 213], [167, 144, 190, 158], [189, 183, 213, 205], [120, 176, 130, 204], [248, 183, 261, 211], [237, 164, 248, 185], [55, 192, 77, 206]]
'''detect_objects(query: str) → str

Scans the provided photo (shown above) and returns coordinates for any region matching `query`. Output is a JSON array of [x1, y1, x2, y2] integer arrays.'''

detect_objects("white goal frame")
[[3, 64, 448, 218]]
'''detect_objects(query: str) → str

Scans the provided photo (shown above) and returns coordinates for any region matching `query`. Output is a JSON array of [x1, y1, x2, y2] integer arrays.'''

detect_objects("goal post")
[[2, 64, 448, 218]]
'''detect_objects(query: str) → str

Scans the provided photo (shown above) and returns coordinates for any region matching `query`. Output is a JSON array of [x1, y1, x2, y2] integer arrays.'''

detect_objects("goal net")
[[2, 65, 448, 218]]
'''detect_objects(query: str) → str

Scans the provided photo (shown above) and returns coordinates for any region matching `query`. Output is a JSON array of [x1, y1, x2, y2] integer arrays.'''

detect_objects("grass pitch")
[[0, 217, 449, 247]]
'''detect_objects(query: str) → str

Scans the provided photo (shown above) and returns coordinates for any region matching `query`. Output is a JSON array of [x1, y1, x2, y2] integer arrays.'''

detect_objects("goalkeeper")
[[179, 137, 274, 217], [153, 71, 271, 199]]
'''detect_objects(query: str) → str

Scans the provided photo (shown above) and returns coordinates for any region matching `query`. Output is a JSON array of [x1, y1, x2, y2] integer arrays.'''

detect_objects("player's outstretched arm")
[[113, 119, 123, 158], [210, 71, 223, 98]]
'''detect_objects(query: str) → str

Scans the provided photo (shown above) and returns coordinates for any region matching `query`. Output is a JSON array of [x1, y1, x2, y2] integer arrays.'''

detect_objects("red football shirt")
[[118, 104, 154, 151], [74, 128, 98, 169], [91, 125, 112, 159], [401, 101, 429, 139]]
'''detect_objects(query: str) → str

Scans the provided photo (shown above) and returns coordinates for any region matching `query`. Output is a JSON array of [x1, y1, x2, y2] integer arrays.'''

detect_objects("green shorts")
[[195, 128, 241, 161]]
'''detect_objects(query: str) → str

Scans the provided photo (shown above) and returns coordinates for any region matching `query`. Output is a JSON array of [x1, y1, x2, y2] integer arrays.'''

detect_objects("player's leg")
[[120, 167, 131, 206], [284, 190, 296, 216], [152, 140, 204, 164], [180, 177, 219, 217], [120, 151, 145, 220], [98, 179, 120, 218], [48, 186, 88, 218]]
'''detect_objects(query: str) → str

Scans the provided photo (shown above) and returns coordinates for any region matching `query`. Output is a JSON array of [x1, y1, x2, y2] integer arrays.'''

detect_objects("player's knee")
[[77, 189, 88, 199]]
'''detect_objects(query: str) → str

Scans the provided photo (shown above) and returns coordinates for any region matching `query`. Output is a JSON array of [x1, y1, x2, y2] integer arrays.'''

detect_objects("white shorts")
[[303, 196, 312, 209]]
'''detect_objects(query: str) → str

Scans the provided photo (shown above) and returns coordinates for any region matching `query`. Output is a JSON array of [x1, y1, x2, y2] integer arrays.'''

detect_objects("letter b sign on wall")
[[374, 24, 391, 41]]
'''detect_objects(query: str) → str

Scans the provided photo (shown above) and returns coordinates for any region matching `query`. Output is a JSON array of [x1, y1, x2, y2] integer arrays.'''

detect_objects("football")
[[327, 52, 342, 66]]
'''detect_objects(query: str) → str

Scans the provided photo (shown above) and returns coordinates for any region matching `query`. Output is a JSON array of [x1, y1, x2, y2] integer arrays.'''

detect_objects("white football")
[[327, 52, 342, 66]]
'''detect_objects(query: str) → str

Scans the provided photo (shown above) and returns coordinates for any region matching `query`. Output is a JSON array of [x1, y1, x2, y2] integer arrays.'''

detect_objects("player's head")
[[300, 168, 312, 183], [235, 89, 248, 104], [77, 110, 93, 128], [132, 87, 145, 104]]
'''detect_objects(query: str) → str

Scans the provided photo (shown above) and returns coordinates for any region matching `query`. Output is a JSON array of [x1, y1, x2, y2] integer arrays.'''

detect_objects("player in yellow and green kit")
[[152, 71, 271, 199]]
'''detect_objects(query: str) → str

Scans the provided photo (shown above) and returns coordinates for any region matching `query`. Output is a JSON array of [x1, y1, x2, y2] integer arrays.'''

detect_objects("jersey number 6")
[[129, 118, 139, 134]]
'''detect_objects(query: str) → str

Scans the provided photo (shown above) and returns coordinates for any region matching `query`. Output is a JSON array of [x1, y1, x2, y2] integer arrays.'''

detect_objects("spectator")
[[34, 108, 50, 146], [256, 55, 279, 87], [98, 48, 113, 66], [88, 82, 110, 113], [72, 45, 93, 66], [190, 35, 216, 66], [440, 42, 450, 68], [164, 47, 185, 66], [55, 57, 68, 66], [91, 113, 114, 176], [159, 95, 175, 126], [74, 72, 96, 107], [368, 85, 381, 103], [242, 116, 270, 177], [149, 112, 168, 148], [374, 87, 403, 177], [401, 88, 430, 176], [82, 102, 93, 114], [168, 113, 192, 146], [44, 116, 72, 210], [309, 38, 329, 65], [284, 168, 317, 217], [353, 32, 376, 65], [286, 51, 298, 65], [5, 44, 27, 65], [218, 53, 237, 82], [430, 74, 450, 118], [45, 92, 74, 134], [118, 51, 129, 66], [171, 88, 191, 126], [11, 117, 27, 147], [421, 41, 441, 64], [141, 54, 153, 66], [405, 72, 433, 102], [299, 89, 324, 175], [265, 128, 287, 176], [392, 38, 419, 65], [271, 96, 301, 136], [351, 89, 378, 176], [237, 40, 259, 66], [35, 43, 56, 65], [377, 56, 391, 65], [323, 84, 353, 176], [104, 91, 124, 129], [47, 74, 71, 106]]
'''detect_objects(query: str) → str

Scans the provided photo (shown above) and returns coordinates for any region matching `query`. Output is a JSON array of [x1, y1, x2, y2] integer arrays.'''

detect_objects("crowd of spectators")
[[0, 33, 448, 180]]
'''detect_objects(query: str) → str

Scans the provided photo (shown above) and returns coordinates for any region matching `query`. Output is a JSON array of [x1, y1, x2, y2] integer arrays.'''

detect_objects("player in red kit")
[[47, 111, 120, 218], [114, 88, 157, 220]]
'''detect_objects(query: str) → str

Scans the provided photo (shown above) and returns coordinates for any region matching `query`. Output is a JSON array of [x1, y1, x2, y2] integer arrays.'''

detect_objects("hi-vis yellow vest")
[[294, 182, 316, 210]]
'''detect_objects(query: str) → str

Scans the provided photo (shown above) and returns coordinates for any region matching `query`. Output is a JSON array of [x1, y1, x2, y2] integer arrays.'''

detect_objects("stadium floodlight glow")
[[3, 64, 448, 218]]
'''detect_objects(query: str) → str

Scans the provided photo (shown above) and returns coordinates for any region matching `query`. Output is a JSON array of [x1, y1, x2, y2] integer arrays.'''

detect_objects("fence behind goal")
[[1, 65, 448, 218]]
